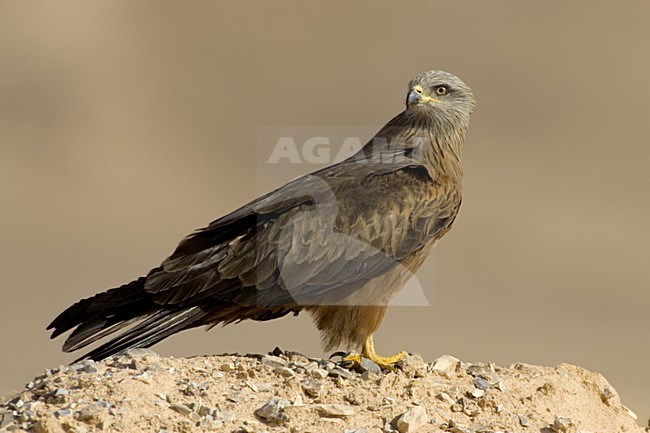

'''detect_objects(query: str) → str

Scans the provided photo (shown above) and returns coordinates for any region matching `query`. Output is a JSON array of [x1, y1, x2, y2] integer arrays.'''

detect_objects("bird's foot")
[[334, 334, 409, 371], [340, 350, 407, 371]]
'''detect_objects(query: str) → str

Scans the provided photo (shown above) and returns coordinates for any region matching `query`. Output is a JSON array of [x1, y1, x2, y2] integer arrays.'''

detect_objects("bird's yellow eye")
[[435, 85, 449, 96]]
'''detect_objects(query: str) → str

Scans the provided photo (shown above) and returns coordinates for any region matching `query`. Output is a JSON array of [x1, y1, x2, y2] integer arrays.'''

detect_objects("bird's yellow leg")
[[342, 335, 408, 370]]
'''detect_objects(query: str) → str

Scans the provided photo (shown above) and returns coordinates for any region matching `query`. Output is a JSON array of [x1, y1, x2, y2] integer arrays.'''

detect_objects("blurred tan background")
[[1, 0, 649, 422]]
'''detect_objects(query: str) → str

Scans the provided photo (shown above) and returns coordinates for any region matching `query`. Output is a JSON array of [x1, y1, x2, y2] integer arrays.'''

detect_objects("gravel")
[[0, 351, 644, 433]]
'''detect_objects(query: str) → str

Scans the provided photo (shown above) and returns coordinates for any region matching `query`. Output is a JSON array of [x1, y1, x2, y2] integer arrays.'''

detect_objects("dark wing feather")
[[144, 160, 457, 308]]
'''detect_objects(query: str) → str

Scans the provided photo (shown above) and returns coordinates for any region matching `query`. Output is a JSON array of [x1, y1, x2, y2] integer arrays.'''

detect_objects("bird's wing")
[[142, 160, 459, 309]]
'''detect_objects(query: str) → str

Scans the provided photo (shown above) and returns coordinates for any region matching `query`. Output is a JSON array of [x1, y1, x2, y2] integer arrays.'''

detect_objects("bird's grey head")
[[405, 70, 476, 131]]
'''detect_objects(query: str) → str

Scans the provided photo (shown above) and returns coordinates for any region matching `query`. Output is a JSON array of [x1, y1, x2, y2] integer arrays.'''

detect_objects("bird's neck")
[[360, 112, 467, 180], [409, 125, 465, 181]]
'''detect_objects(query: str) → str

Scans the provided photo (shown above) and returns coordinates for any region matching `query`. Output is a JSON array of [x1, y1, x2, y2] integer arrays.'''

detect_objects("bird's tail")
[[47, 272, 205, 361]]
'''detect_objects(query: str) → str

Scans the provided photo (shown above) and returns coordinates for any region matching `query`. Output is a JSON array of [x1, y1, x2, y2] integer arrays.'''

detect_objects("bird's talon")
[[329, 351, 349, 360], [340, 353, 362, 368], [338, 360, 355, 369]]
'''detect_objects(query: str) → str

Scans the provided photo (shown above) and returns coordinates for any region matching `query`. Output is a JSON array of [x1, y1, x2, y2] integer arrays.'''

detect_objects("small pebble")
[[227, 392, 243, 403], [313, 404, 356, 418], [430, 355, 459, 375], [301, 379, 324, 398], [133, 371, 151, 383], [254, 398, 290, 424], [261, 356, 287, 369], [396, 406, 428, 433], [54, 409, 72, 417], [198, 405, 213, 417], [470, 389, 484, 399], [83, 363, 100, 374], [169, 404, 192, 416], [437, 392, 456, 406], [254, 382, 271, 392], [220, 363, 236, 372], [310, 368, 329, 380], [473, 377, 491, 390], [123, 348, 158, 359], [78, 404, 103, 422], [600, 386, 614, 406], [622, 404, 637, 420], [359, 358, 381, 374], [552, 416, 573, 432], [445, 419, 472, 433], [273, 367, 296, 378], [327, 366, 353, 380], [9, 399, 24, 410]]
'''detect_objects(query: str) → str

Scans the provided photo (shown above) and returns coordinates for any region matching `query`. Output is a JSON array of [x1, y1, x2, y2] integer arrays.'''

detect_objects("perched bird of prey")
[[48, 70, 475, 369]]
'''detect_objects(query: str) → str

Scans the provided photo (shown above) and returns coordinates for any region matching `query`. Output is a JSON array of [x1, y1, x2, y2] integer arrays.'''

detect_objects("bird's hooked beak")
[[407, 85, 440, 107]]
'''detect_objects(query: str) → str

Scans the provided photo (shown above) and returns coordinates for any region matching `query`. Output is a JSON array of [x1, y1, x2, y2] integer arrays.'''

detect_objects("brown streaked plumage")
[[48, 70, 475, 367]]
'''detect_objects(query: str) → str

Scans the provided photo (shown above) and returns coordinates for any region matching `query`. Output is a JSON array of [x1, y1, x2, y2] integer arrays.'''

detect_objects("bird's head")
[[405, 70, 476, 130]]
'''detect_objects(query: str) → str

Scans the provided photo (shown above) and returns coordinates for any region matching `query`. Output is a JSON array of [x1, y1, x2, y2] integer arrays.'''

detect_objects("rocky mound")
[[0, 349, 643, 433]]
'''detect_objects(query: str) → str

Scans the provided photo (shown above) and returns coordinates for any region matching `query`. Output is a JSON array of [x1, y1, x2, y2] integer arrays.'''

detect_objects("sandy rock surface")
[[0, 349, 644, 433]]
